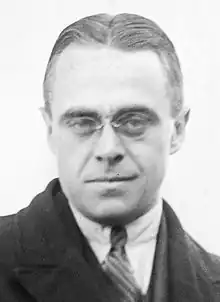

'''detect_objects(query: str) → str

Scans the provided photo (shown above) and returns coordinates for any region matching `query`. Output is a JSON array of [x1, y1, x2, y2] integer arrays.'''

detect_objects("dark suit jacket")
[[0, 178, 219, 302]]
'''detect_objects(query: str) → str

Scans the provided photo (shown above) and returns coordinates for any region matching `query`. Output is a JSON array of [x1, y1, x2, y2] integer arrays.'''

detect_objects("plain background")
[[0, 0, 219, 254]]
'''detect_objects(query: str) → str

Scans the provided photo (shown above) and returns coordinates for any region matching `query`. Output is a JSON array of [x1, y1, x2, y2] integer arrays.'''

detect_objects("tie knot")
[[110, 225, 127, 249]]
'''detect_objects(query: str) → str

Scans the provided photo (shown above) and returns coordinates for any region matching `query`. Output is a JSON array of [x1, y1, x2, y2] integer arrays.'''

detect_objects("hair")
[[43, 13, 183, 118]]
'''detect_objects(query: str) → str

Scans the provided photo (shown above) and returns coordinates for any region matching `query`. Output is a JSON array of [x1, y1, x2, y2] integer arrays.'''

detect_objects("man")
[[0, 13, 219, 302]]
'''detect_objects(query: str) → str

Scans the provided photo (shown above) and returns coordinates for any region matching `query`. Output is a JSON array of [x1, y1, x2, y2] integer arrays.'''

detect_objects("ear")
[[170, 107, 190, 155], [39, 107, 57, 155]]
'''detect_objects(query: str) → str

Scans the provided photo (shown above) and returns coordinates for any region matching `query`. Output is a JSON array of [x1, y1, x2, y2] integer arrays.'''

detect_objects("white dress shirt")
[[69, 199, 163, 294]]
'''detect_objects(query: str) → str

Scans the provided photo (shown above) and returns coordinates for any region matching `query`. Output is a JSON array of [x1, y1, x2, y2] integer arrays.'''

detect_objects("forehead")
[[51, 45, 170, 118]]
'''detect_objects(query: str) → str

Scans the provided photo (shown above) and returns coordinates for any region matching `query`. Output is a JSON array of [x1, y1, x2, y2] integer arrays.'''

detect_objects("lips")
[[85, 175, 138, 183]]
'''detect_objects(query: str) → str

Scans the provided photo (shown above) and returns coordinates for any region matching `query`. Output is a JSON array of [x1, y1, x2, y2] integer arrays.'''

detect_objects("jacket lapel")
[[144, 214, 169, 302], [13, 182, 119, 302], [14, 249, 116, 302], [163, 201, 216, 302], [144, 201, 216, 302]]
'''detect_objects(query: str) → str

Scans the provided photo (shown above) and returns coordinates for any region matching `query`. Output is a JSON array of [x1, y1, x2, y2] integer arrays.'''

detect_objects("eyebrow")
[[59, 105, 160, 125], [113, 106, 160, 122]]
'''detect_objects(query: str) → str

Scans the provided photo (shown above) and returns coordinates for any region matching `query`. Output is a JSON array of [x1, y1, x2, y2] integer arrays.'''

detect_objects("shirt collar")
[[69, 198, 163, 246]]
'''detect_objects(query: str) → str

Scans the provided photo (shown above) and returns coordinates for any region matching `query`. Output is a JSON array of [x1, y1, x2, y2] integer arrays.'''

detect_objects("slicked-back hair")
[[43, 13, 183, 118]]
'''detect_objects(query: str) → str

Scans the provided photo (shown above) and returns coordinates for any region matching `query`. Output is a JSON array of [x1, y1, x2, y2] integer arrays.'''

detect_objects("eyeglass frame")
[[59, 106, 160, 137]]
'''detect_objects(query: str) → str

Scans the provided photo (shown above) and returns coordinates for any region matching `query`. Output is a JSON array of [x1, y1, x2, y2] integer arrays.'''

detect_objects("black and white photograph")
[[0, 1, 219, 301]]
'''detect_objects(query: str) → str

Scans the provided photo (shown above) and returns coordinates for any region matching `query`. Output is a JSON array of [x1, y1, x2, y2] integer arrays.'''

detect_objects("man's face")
[[43, 46, 180, 225]]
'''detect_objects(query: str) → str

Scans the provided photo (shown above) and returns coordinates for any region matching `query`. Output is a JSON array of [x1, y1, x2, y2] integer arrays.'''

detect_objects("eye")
[[116, 113, 150, 136], [115, 112, 156, 136], [67, 117, 97, 134], [124, 118, 146, 128]]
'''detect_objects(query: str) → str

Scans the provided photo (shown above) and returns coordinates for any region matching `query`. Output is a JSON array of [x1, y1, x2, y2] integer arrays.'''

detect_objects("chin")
[[90, 202, 137, 226]]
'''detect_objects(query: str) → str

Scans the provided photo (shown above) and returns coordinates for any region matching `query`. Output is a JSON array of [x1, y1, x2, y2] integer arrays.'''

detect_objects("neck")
[[69, 193, 161, 228]]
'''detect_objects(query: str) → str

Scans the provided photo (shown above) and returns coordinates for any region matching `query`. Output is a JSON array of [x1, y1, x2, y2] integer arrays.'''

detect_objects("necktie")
[[102, 225, 142, 302]]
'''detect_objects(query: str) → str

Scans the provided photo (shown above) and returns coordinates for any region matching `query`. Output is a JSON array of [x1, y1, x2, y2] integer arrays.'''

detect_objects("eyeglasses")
[[66, 112, 154, 137]]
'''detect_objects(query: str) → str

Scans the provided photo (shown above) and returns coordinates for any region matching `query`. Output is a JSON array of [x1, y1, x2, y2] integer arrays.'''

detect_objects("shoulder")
[[0, 261, 30, 302], [0, 179, 60, 264], [163, 200, 220, 296], [0, 178, 81, 267], [185, 232, 220, 290], [0, 214, 20, 265]]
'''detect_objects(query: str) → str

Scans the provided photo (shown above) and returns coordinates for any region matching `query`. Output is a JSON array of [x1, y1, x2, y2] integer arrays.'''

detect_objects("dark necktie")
[[102, 225, 142, 302]]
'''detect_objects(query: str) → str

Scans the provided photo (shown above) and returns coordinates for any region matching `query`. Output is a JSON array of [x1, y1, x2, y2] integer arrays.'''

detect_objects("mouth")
[[85, 175, 138, 183]]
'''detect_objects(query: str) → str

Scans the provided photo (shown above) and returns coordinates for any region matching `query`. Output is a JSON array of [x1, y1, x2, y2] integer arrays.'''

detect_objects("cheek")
[[56, 132, 93, 178], [128, 129, 171, 173]]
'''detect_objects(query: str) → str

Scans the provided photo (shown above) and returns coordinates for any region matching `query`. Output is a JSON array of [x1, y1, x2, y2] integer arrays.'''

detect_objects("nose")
[[94, 124, 125, 166]]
